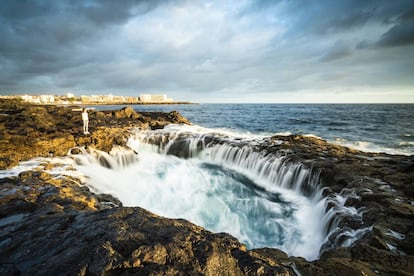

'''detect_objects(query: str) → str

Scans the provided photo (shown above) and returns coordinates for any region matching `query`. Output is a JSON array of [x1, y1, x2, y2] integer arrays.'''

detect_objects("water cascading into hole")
[[69, 146, 139, 169], [67, 125, 369, 261]]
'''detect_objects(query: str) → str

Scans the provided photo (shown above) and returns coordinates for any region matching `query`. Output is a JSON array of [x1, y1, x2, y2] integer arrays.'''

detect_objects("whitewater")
[[54, 125, 324, 261], [3, 104, 411, 262], [0, 124, 359, 261]]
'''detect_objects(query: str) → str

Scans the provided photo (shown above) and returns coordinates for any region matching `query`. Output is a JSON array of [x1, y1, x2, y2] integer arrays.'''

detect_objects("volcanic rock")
[[0, 169, 293, 275], [114, 106, 143, 119], [0, 99, 189, 169]]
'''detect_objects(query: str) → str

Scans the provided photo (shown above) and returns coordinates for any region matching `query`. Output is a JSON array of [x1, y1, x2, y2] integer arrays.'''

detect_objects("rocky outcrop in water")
[[1, 99, 413, 275]]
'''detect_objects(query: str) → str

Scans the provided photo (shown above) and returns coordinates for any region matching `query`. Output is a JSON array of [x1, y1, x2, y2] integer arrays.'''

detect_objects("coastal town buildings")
[[79, 95, 139, 104], [18, 94, 55, 104], [139, 94, 173, 103], [0, 93, 177, 105]]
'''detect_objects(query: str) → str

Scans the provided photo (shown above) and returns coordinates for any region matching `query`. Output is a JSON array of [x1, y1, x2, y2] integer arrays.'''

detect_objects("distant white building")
[[40, 95, 55, 104], [19, 94, 55, 104], [20, 95, 34, 102], [139, 94, 173, 102]]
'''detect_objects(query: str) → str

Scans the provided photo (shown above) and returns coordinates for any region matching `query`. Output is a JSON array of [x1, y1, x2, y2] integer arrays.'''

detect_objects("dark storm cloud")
[[0, 0, 164, 24], [247, 0, 413, 36], [0, 0, 413, 102], [0, 0, 167, 54], [377, 7, 414, 47], [0, 0, 169, 91], [246, 0, 373, 32], [378, 21, 414, 47]]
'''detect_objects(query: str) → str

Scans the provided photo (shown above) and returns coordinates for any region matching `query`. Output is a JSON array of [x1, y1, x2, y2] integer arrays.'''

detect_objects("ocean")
[[96, 104, 414, 156]]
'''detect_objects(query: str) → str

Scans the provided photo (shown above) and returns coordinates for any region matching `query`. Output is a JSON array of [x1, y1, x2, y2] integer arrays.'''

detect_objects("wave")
[[169, 124, 413, 156], [399, 141, 414, 147], [333, 138, 413, 155]]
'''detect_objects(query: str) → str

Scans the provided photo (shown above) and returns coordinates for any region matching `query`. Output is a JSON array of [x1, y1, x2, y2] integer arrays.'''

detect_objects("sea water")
[[96, 104, 414, 155]]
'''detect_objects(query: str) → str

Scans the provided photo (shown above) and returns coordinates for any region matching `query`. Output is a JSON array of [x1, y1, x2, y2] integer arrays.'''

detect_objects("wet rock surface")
[[0, 168, 293, 275], [1, 99, 413, 275], [266, 135, 414, 275], [124, 123, 414, 275], [0, 99, 189, 169]]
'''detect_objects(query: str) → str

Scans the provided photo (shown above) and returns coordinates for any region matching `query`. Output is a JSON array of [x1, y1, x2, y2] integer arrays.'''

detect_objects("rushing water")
[[95, 104, 414, 155], [2, 104, 411, 261], [66, 127, 328, 261]]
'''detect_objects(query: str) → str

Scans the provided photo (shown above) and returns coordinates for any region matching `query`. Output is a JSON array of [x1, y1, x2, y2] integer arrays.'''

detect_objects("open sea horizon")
[[92, 103, 414, 156]]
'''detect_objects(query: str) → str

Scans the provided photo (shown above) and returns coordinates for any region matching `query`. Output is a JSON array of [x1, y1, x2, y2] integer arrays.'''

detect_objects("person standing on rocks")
[[82, 108, 90, 135], [72, 107, 95, 135]]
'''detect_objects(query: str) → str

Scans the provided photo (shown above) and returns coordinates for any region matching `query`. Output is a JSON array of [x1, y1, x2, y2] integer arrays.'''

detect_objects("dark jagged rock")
[[140, 111, 191, 130], [0, 169, 293, 275], [260, 135, 414, 275]]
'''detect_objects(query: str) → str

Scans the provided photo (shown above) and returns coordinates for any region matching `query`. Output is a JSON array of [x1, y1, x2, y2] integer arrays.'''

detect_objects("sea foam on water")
[[67, 126, 329, 260]]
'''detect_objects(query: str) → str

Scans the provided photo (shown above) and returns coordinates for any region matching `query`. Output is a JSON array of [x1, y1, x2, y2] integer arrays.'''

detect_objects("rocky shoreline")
[[0, 99, 413, 275], [0, 99, 189, 169]]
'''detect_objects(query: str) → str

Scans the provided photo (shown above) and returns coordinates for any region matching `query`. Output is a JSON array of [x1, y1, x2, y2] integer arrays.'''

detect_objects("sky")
[[0, 0, 414, 103]]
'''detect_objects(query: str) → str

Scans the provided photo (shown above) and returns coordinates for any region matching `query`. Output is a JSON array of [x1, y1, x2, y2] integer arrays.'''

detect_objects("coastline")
[[64, 101, 196, 106], [0, 99, 190, 169], [0, 99, 413, 275]]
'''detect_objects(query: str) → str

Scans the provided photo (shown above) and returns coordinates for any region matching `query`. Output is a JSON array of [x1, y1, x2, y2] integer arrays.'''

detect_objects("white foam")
[[386, 229, 405, 240], [332, 138, 412, 156], [399, 141, 414, 146], [0, 124, 384, 261], [303, 134, 323, 139], [274, 131, 292, 136], [161, 124, 267, 140], [62, 133, 327, 261], [0, 159, 44, 178]]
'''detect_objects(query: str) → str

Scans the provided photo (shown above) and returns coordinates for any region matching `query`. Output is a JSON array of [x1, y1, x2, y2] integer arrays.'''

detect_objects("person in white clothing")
[[82, 108, 89, 134], [72, 107, 95, 135]]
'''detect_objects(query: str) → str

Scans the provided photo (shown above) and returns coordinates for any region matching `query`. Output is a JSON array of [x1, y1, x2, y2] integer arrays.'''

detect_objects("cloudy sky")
[[1, 0, 413, 103]]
